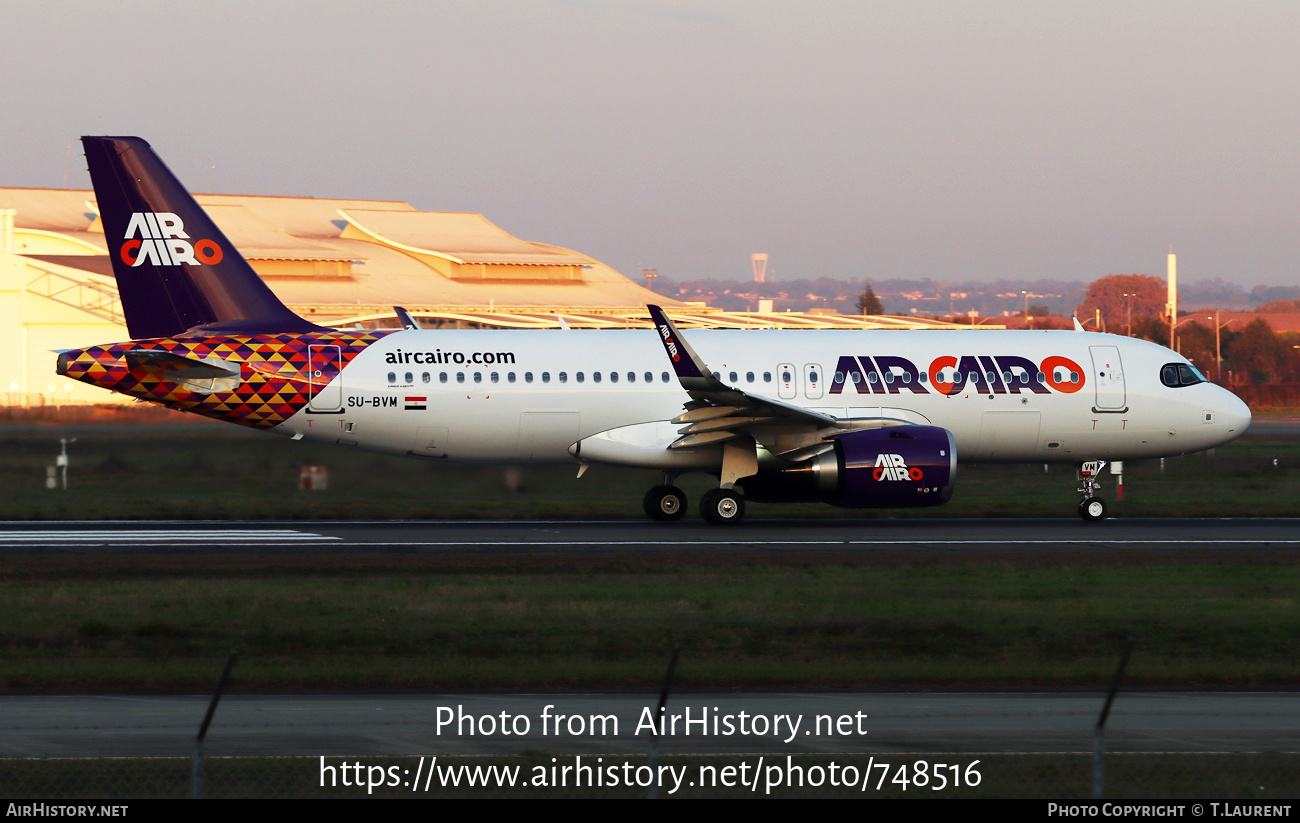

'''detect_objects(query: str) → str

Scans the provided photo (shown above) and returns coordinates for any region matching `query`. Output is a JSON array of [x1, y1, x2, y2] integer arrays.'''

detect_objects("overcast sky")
[[4, 1, 1298, 288]]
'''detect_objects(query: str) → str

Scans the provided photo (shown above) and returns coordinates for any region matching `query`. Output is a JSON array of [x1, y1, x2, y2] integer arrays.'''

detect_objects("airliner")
[[58, 136, 1251, 524]]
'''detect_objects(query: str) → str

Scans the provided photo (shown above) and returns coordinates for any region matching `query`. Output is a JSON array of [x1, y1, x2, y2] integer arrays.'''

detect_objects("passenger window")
[[543, 372, 551, 383], [764, 372, 772, 383], [833, 371, 844, 384], [592, 372, 601, 383], [746, 372, 754, 383], [662, 372, 670, 382], [610, 372, 618, 383], [422, 372, 430, 383], [729, 371, 737, 383], [628, 372, 636, 383], [558, 372, 567, 383], [405, 372, 413, 384], [456, 372, 465, 384], [508, 372, 516, 383], [490, 372, 499, 383], [577, 372, 585, 383], [525, 372, 533, 383], [644, 372, 653, 383], [387, 372, 396, 384], [439, 372, 448, 383], [473, 372, 482, 383]]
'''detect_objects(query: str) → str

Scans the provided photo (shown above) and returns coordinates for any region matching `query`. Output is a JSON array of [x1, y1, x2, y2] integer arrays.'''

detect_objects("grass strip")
[[1, 426, 1299, 519], [2, 555, 1297, 690]]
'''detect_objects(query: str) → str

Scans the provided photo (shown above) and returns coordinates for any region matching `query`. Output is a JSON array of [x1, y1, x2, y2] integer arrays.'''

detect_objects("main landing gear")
[[641, 474, 748, 525], [699, 488, 745, 525], [643, 483, 687, 521], [1077, 460, 1108, 522]]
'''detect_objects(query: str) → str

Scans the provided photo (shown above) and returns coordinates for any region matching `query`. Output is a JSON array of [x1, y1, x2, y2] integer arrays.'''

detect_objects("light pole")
[[1208, 311, 1229, 383], [1122, 293, 1133, 336], [1171, 315, 1206, 357]]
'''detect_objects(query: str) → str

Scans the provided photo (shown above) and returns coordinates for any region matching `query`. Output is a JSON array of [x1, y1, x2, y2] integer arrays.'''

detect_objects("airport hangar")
[[0, 187, 972, 406]]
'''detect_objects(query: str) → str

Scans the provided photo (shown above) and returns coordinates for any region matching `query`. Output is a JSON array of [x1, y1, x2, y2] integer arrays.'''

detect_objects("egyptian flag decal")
[[405, 396, 427, 410]]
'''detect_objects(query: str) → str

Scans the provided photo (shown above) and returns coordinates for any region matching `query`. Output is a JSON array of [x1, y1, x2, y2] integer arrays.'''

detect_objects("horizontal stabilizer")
[[124, 349, 240, 380]]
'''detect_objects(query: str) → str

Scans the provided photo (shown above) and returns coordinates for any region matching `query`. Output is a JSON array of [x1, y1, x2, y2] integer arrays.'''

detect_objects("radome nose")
[[1220, 388, 1252, 435]]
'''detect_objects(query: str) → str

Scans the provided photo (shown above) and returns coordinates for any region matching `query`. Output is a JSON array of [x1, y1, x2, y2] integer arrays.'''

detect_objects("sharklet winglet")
[[647, 304, 731, 394]]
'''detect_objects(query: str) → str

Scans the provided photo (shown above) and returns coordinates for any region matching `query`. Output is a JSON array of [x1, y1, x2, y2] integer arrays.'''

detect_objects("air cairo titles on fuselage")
[[827, 354, 1085, 397]]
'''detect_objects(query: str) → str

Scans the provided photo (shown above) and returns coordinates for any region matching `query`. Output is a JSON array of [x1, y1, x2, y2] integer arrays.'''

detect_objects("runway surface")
[[3, 691, 1296, 757], [1, 518, 1299, 555], [5, 519, 1297, 762]]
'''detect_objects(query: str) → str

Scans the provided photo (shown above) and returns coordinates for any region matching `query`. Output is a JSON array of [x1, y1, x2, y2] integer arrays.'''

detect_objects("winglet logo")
[[873, 453, 923, 481], [658, 324, 681, 362], [119, 212, 224, 267]]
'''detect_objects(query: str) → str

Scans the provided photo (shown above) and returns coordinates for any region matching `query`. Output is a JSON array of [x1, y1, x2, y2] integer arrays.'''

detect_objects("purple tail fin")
[[82, 136, 323, 339]]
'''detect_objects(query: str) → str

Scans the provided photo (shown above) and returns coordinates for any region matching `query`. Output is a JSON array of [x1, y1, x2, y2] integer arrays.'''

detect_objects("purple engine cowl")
[[739, 425, 957, 508], [831, 425, 956, 508]]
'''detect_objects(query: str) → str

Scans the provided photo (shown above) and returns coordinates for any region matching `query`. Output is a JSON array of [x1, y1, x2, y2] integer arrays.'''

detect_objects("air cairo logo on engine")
[[119, 212, 223, 268], [873, 453, 923, 482]]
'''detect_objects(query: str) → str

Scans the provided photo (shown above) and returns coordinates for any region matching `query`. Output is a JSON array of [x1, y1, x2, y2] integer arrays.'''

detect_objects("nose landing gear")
[[1078, 497, 1107, 521], [1077, 460, 1108, 522]]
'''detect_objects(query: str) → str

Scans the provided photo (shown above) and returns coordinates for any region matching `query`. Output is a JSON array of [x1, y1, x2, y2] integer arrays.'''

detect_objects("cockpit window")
[[1161, 362, 1206, 388]]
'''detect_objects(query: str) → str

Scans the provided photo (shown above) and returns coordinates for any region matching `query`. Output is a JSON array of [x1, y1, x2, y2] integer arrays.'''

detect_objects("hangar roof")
[[1, 186, 669, 316], [339, 209, 590, 266], [1, 186, 988, 331]]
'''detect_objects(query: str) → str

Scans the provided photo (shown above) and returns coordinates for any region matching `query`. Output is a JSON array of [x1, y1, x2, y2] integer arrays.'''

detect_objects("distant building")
[[0, 187, 671, 405], [1, 188, 983, 406]]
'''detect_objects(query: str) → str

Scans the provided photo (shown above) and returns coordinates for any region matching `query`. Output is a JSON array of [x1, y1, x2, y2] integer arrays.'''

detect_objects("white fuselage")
[[274, 328, 1251, 469]]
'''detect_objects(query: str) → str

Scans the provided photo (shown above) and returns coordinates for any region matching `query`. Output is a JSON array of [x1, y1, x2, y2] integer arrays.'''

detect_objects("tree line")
[[1077, 274, 1300, 387]]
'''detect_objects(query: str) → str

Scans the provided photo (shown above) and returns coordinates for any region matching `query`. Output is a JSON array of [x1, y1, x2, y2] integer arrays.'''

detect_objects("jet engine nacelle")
[[740, 425, 957, 508]]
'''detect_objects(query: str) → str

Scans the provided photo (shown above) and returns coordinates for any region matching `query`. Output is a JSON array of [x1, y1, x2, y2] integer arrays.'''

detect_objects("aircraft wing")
[[648, 305, 840, 456]]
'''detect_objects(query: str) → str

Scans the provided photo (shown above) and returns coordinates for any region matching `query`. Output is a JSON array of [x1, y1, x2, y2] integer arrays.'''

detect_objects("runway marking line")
[[0, 529, 340, 543], [336, 539, 1300, 547]]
